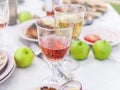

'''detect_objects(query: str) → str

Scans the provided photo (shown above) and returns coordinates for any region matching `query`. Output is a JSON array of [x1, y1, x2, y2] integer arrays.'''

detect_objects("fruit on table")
[[92, 40, 112, 60], [70, 40, 90, 60], [84, 34, 101, 43], [14, 47, 34, 68], [18, 10, 32, 23]]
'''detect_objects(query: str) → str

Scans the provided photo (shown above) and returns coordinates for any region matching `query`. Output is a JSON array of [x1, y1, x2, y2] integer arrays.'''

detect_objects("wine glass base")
[[63, 55, 80, 71], [40, 76, 66, 89]]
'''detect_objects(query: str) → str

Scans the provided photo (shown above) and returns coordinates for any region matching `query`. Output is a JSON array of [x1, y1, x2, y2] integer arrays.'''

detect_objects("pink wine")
[[0, 17, 7, 30], [39, 36, 70, 61]]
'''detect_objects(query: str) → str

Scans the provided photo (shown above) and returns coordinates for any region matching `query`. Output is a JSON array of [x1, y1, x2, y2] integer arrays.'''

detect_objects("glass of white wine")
[[53, 4, 86, 70]]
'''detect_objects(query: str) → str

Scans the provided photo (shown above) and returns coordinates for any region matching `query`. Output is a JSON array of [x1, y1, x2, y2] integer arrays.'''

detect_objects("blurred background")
[[9, 0, 120, 25]]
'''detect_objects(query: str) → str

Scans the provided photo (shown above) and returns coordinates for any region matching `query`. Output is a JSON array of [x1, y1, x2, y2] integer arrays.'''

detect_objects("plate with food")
[[0, 50, 8, 73], [19, 16, 55, 42], [62, 0, 108, 25], [19, 20, 38, 42], [80, 25, 120, 47]]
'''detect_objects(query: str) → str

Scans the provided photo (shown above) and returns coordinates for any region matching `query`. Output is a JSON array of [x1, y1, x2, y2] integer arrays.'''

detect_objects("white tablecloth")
[[0, 1, 120, 90]]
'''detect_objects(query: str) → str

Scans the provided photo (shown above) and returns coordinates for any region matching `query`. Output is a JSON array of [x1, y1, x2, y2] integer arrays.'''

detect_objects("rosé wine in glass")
[[36, 16, 73, 86], [0, 17, 8, 30], [39, 35, 70, 61]]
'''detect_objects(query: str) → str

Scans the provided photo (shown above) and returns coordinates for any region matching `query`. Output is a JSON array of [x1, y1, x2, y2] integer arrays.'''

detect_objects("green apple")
[[70, 40, 90, 60], [14, 47, 34, 68], [18, 10, 32, 23], [92, 40, 112, 60]]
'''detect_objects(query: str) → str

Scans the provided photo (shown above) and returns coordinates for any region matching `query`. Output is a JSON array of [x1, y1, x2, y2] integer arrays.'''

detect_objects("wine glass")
[[36, 16, 73, 87], [60, 80, 82, 90], [0, 0, 9, 49], [53, 4, 86, 70]]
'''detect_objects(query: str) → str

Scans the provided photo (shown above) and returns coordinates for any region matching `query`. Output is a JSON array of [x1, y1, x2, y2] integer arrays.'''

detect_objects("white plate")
[[0, 53, 15, 80], [0, 64, 15, 84], [0, 50, 8, 72], [80, 25, 120, 47], [19, 20, 38, 42]]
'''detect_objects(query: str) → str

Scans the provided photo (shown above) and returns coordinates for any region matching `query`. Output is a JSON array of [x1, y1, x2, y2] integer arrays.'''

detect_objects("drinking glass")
[[60, 80, 82, 90], [53, 4, 86, 70], [0, 0, 9, 49], [36, 16, 73, 86]]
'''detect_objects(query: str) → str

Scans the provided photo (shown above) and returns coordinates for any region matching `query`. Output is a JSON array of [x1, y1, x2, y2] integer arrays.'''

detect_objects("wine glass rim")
[[53, 4, 86, 15], [35, 16, 73, 31]]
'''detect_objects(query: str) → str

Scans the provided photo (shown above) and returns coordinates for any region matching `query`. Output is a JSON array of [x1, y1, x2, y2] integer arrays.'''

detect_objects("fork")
[[29, 43, 72, 81], [29, 43, 52, 68]]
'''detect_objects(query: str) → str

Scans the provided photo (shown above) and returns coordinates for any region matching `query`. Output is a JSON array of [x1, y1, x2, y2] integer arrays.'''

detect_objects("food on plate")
[[37, 17, 54, 29], [18, 10, 32, 23], [62, 0, 71, 4], [70, 40, 90, 60], [92, 40, 112, 60], [41, 1, 107, 25], [71, 0, 107, 15], [39, 86, 56, 90], [26, 23, 38, 39], [26, 17, 54, 39], [0, 50, 6, 66], [63, 0, 107, 25], [84, 34, 101, 43], [14, 47, 34, 68]]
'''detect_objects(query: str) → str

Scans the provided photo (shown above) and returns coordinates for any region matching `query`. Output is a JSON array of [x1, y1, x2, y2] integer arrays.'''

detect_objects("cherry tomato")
[[84, 34, 101, 43]]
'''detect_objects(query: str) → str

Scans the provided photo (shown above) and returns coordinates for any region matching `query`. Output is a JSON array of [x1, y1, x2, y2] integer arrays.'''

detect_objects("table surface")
[[0, 0, 120, 90]]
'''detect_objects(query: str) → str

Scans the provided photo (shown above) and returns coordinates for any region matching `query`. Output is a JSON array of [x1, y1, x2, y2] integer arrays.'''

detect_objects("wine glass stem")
[[52, 62, 58, 82]]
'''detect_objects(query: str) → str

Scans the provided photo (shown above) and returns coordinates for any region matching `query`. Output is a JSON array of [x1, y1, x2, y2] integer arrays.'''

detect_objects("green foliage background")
[[111, 3, 120, 14]]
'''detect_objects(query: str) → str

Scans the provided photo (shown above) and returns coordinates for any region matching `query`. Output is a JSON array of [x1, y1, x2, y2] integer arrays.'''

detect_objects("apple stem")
[[25, 51, 28, 54], [78, 41, 82, 45]]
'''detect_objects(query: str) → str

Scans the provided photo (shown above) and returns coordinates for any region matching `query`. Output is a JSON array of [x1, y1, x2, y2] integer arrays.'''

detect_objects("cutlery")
[[29, 43, 73, 81], [84, 16, 94, 26], [109, 44, 120, 63], [109, 56, 120, 63], [57, 62, 73, 81], [18, 0, 25, 5], [108, 44, 120, 63], [29, 43, 51, 67]]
